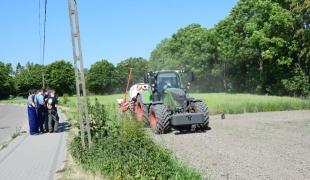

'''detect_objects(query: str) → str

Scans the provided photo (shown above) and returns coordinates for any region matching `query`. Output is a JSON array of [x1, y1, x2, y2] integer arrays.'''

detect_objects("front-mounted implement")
[[116, 67, 149, 115]]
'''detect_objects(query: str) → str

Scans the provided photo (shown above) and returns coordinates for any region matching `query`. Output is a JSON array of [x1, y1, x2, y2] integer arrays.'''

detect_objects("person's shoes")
[[39, 132, 43, 135], [53, 131, 59, 133]]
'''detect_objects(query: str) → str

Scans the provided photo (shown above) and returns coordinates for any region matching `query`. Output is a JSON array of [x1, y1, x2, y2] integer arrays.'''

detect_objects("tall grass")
[[1, 93, 309, 115], [69, 99, 201, 179], [59, 93, 310, 115], [191, 93, 310, 114]]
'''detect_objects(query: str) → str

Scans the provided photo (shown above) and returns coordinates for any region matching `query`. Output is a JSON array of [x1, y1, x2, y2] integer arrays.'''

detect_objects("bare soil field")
[[153, 110, 310, 180]]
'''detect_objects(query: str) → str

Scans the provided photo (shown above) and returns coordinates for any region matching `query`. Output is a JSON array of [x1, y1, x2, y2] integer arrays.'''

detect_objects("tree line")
[[1, 0, 309, 99], [148, 0, 310, 96], [0, 58, 147, 99]]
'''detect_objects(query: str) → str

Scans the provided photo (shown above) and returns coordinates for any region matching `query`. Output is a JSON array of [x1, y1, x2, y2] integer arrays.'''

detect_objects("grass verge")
[[59, 99, 201, 180]]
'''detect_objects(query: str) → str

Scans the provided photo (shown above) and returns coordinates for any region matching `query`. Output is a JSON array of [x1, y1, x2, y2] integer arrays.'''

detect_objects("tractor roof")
[[155, 70, 187, 74]]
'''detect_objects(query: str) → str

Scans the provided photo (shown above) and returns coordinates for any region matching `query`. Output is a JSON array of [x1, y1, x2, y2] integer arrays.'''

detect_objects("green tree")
[[15, 62, 22, 74], [148, 0, 310, 95], [166, 23, 221, 92], [290, 0, 310, 95], [14, 62, 45, 96], [44, 60, 76, 96], [148, 38, 176, 71], [282, 63, 310, 95], [86, 60, 115, 94], [114, 57, 148, 93], [0, 61, 14, 99]]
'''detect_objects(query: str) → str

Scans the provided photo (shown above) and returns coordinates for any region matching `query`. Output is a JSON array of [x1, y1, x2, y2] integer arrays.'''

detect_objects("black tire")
[[149, 104, 171, 134], [190, 101, 210, 130], [136, 95, 149, 124]]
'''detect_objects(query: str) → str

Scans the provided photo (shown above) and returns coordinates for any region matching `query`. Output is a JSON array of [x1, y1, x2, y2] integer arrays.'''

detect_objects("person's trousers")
[[48, 109, 59, 132], [37, 106, 45, 133], [35, 108, 38, 118], [44, 108, 49, 131], [27, 107, 38, 135]]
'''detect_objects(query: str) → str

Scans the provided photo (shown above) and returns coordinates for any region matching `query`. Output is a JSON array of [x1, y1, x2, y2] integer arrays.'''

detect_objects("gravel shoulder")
[[153, 110, 310, 180]]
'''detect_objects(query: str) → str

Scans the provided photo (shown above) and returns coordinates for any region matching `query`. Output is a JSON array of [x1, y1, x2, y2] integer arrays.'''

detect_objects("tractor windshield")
[[156, 72, 180, 93]]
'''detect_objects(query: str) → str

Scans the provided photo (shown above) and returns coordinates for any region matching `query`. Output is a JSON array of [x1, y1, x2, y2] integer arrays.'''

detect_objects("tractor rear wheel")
[[136, 95, 148, 124], [149, 104, 171, 134], [190, 101, 210, 130]]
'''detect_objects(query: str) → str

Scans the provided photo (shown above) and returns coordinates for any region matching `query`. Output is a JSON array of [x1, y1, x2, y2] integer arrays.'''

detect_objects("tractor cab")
[[144, 70, 194, 103], [155, 71, 181, 94]]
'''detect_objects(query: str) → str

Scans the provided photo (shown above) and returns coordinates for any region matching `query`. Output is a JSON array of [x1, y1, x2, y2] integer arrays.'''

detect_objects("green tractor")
[[135, 70, 210, 134]]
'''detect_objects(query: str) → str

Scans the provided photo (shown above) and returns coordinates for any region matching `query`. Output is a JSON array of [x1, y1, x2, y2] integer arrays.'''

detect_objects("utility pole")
[[41, 70, 45, 88], [68, 0, 91, 148]]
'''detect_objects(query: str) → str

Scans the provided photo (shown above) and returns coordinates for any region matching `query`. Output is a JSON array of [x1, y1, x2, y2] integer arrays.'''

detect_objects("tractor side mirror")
[[189, 71, 194, 81], [144, 73, 149, 83]]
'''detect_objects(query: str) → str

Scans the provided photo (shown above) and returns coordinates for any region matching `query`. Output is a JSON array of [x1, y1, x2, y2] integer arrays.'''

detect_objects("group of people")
[[27, 87, 59, 135]]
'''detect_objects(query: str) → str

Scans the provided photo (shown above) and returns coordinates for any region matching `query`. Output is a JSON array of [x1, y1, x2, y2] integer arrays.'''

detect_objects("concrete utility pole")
[[67, 0, 91, 148], [41, 70, 45, 88]]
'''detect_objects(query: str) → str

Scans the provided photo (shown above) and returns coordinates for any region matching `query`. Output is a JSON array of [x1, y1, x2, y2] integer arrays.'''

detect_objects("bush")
[[9, 95, 14, 100], [69, 98, 201, 179], [62, 94, 70, 105]]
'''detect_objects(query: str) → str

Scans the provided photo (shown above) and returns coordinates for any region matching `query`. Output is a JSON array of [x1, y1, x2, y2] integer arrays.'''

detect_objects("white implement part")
[[116, 98, 123, 105], [129, 83, 149, 100]]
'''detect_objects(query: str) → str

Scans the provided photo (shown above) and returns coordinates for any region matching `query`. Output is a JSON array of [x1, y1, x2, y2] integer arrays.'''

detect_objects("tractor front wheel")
[[190, 101, 210, 130], [149, 104, 171, 134], [136, 95, 148, 124]]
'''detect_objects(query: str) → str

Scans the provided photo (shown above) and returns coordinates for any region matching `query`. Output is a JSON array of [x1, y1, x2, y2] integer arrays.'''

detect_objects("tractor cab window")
[[156, 72, 180, 93]]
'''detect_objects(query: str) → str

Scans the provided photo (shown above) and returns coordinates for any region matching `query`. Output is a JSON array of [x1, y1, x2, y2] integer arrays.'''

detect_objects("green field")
[[60, 93, 310, 114], [1, 93, 309, 115]]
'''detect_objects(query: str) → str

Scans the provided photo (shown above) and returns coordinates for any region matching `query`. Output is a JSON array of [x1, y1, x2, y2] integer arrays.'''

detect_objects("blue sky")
[[0, 0, 238, 69]]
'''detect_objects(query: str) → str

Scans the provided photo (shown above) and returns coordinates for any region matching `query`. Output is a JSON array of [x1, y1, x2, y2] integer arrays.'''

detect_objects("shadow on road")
[[172, 127, 211, 135], [57, 122, 70, 133]]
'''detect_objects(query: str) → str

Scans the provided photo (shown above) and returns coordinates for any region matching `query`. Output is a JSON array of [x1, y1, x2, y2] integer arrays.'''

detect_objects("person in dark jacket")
[[43, 87, 51, 132], [27, 89, 38, 135], [47, 89, 59, 133]]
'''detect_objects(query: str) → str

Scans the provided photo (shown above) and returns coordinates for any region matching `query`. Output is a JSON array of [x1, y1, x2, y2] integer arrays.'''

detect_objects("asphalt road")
[[0, 104, 28, 146]]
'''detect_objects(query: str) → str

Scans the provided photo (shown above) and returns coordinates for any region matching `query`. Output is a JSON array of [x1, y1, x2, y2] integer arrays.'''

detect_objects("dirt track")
[[153, 110, 310, 180]]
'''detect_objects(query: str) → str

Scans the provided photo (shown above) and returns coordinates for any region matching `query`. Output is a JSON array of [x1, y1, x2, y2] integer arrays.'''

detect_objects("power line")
[[39, 0, 41, 64], [42, 0, 47, 65]]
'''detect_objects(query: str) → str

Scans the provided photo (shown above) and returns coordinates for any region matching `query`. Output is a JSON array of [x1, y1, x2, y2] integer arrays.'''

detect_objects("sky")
[[0, 0, 238, 69]]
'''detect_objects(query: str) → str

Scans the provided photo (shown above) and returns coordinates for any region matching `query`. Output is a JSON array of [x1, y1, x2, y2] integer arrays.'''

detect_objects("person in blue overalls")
[[27, 89, 38, 135], [36, 88, 45, 134]]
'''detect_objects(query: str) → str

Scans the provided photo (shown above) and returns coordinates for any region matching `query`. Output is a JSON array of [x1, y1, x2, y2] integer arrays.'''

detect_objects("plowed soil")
[[153, 110, 310, 180]]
